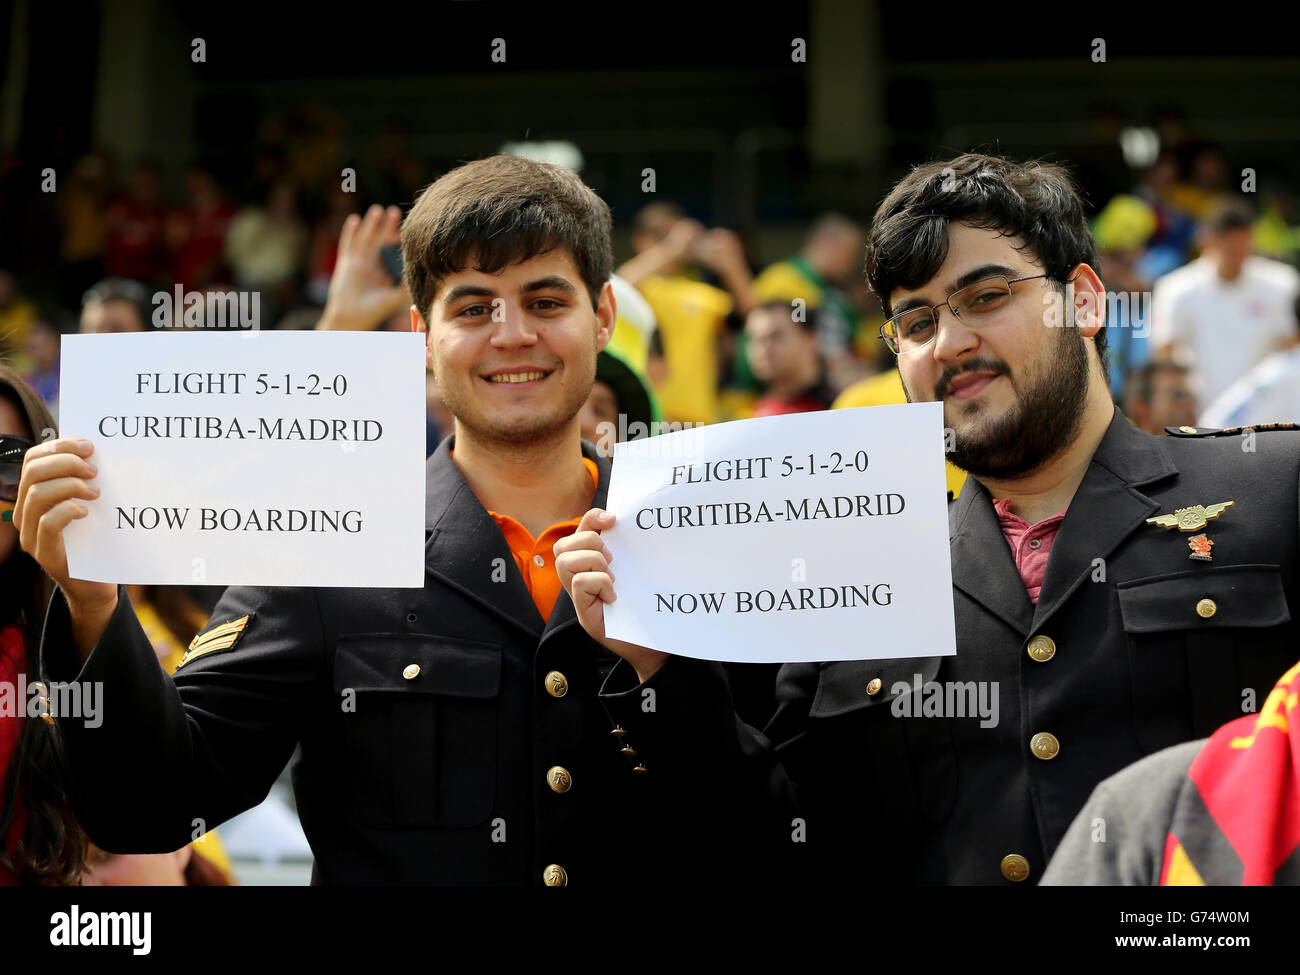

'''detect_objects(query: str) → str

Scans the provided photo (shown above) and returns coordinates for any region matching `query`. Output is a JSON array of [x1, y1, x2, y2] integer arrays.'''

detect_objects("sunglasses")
[[0, 435, 36, 507]]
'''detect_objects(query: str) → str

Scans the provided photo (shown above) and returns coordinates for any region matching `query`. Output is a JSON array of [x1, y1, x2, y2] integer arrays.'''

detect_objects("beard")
[[928, 325, 1091, 480]]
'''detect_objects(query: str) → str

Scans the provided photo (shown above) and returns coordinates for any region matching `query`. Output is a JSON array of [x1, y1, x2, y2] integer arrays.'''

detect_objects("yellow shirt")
[[134, 599, 235, 881], [832, 370, 968, 499], [637, 275, 732, 424]]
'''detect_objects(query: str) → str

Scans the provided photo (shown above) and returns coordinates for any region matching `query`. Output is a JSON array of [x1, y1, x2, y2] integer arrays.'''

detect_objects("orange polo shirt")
[[486, 457, 600, 622]]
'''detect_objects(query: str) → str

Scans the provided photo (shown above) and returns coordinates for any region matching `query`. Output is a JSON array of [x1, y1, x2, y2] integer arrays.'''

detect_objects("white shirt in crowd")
[[1200, 345, 1300, 428], [1150, 255, 1300, 406]]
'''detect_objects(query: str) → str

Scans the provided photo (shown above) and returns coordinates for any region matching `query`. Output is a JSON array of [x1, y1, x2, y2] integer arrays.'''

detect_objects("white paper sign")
[[58, 332, 427, 588], [602, 404, 956, 662]]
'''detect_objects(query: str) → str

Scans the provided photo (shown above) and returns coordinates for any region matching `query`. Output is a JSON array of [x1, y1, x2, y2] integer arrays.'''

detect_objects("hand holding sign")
[[15, 437, 120, 659], [553, 508, 669, 683], [593, 405, 956, 664]]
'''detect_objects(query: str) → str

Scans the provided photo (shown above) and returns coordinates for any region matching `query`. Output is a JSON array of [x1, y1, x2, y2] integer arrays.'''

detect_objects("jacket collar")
[[950, 407, 1178, 635], [423, 434, 611, 642]]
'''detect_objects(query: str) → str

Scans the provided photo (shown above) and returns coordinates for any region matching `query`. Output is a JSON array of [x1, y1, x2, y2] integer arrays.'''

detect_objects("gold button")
[[1179, 425, 1198, 434], [632, 764, 648, 774], [1196, 598, 1217, 619], [620, 745, 638, 757], [1001, 854, 1031, 882], [1030, 732, 1060, 760], [1026, 634, 1056, 662], [866, 678, 882, 696], [544, 670, 568, 698], [402, 664, 421, 680], [610, 725, 627, 738], [542, 864, 567, 886], [546, 766, 572, 793]]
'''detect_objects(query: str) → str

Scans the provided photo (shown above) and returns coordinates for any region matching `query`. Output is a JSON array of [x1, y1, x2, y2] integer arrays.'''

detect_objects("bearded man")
[[554, 153, 1300, 884]]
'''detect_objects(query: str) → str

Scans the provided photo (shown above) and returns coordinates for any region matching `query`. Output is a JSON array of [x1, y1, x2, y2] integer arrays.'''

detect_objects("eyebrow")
[[441, 276, 579, 309], [892, 263, 1025, 315]]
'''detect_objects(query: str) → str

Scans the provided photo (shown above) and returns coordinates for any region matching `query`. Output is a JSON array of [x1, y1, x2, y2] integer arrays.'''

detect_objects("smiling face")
[[893, 223, 1101, 479], [413, 248, 614, 449]]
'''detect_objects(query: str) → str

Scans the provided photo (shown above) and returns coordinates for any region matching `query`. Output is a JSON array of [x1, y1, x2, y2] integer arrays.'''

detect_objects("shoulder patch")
[[1165, 422, 1300, 438], [177, 614, 252, 669]]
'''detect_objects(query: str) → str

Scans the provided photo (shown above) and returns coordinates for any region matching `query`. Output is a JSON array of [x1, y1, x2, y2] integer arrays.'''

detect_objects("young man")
[[556, 153, 1300, 884], [20, 155, 781, 885]]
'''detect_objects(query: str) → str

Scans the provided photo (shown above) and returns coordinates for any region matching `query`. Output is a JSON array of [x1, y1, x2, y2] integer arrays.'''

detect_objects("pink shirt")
[[993, 499, 1068, 604]]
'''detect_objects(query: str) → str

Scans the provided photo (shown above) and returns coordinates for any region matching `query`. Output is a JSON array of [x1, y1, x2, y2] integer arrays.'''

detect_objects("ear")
[[1067, 264, 1106, 337], [595, 281, 616, 353], [411, 305, 435, 371]]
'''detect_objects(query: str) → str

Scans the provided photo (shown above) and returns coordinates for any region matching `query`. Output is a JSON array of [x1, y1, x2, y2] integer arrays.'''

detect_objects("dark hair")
[[402, 155, 613, 320], [753, 299, 817, 334], [1205, 199, 1255, 235], [864, 153, 1107, 361], [0, 363, 86, 885], [632, 201, 685, 237], [82, 278, 151, 331], [1124, 359, 1190, 410]]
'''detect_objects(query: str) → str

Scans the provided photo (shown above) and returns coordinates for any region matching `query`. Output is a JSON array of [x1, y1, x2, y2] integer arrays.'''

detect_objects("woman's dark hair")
[[0, 362, 87, 884], [864, 153, 1107, 361]]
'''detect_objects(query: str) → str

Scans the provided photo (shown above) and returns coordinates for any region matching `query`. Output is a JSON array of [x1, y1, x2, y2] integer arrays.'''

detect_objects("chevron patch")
[[177, 614, 252, 669]]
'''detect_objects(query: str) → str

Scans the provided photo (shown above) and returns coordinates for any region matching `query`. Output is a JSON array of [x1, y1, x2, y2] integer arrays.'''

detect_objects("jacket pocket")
[[1117, 564, 1292, 750], [334, 632, 502, 829], [807, 655, 956, 832]]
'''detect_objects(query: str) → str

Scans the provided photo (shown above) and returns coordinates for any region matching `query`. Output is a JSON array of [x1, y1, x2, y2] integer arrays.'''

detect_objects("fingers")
[[553, 527, 612, 563], [337, 212, 361, 257], [570, 570, 617, 608], [16, 439, 96, 526], [381, 205, 402, 245], [554, 547, 613, 591], [573, 507, 616, 535], [19, 475, 100, 542]]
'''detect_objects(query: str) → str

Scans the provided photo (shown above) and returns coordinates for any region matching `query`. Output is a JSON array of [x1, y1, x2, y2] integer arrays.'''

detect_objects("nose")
[[489, 302, 538, 349], [929, 303, 979, 364]]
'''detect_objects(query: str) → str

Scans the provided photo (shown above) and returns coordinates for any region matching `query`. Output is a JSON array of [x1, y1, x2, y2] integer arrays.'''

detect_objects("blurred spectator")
[[1151, 199, 1300, 405], [1166, 141, 1231, 223], [1133, 151, 1198, 281], [832, 367, 967, 499], [1092, 194, 1158, 394], [80, 278, 150, 333], [165, 165, 235, 291], [55, 153, 111, 307], [579, 348, 659, 458], [745, 302, 833, 417], [0, 270, 37, 365], [225, 180, 307, 326], [104, 161, 166, 285], [752, 213, 867, 392], [1200, 292, 1300, 427], [620, 203, 754, 425], [1122, 360, 1199, 435], [304, 186, 356, 305], [22, 317, 61, 411]]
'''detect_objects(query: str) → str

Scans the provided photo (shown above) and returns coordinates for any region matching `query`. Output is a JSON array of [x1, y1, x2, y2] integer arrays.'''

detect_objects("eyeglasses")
[[880, 274, 1050, 355], [0, 435, 36, 503]]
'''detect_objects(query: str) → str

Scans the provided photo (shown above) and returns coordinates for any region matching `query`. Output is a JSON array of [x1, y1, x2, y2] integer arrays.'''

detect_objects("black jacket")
[[604, 409, 1300, 884], [40, 436, 788, 885]]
